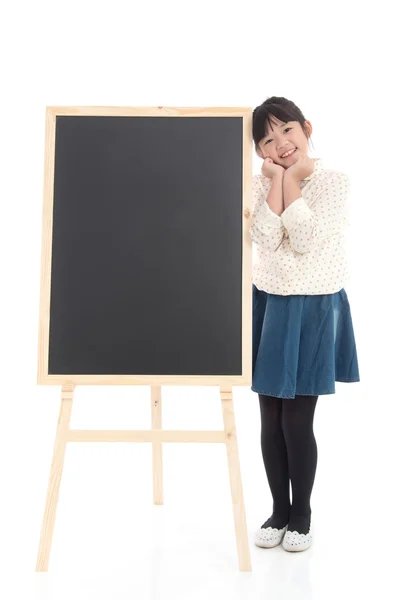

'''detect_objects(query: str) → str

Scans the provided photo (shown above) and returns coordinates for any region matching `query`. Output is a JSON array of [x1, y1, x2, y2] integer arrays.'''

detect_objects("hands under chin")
[[284, 153, 315, 181], [261, 157, 285, 179], [261, 153, 315, 181]]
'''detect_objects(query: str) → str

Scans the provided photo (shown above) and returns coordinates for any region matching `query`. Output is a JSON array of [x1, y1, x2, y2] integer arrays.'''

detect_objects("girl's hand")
[[284, 153, 315, 181], [261, 157, 285, 179]]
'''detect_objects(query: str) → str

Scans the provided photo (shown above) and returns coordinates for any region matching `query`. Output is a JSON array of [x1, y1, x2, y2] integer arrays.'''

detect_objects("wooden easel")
[[35, 383, 251, 571]]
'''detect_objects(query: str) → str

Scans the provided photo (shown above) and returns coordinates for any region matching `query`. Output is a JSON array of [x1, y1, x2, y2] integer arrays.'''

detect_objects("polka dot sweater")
[[251, 158, 351, 295]]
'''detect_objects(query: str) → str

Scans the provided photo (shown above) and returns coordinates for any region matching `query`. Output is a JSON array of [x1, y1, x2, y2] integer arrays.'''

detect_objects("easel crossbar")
[[67, 429, 227, 443]]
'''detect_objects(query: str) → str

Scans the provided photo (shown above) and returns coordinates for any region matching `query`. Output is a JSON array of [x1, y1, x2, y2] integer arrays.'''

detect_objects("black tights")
[[259, 393, 318, 534]]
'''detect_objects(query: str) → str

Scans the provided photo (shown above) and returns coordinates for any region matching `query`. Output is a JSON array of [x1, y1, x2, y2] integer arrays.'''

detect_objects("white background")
[[0, 0, 398, 598]]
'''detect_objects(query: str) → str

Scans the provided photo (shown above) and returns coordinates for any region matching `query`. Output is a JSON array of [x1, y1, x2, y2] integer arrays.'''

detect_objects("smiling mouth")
[[281, 148, 297, 158]]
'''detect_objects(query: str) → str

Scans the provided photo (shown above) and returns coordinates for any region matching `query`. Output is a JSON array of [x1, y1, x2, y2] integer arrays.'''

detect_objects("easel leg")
[[151, 386, 163, 505], [36, 384, 74, 571], [220, 386, 251, 572]]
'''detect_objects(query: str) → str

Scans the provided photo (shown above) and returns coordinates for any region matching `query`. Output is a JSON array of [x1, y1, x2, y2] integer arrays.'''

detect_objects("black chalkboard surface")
[[37, 107, 252, 384]]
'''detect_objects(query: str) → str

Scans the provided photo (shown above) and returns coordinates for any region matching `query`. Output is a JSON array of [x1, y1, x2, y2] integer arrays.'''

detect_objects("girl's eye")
[[264, 127, 292, 144]]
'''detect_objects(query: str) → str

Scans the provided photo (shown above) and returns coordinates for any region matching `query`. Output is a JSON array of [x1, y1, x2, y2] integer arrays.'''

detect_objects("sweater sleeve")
[[250, 175, 284, 252], [280, 172, 350, 254]]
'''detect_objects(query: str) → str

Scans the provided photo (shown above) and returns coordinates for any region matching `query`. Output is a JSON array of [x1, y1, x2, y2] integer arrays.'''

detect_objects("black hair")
[[252, 96, 314, 153]]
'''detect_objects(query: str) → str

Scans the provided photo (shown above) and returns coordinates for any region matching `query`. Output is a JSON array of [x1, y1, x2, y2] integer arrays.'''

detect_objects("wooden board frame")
[[37, 106, 253, 386]]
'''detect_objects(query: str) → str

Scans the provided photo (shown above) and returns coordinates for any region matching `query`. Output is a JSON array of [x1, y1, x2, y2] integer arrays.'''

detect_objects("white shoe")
[[254, 524, 288, 548], [282, 528, 313, 552]]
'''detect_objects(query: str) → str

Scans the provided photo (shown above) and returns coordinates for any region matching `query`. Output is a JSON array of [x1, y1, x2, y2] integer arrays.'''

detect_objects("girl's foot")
[[254, 523, 288, 548], [282, 512, 313, 552], [254, 511, 290, 548], [282, 527, 313, 552]]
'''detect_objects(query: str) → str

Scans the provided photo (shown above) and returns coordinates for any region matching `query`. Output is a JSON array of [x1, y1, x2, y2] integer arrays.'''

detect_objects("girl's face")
[[256, 117, 312, 169]]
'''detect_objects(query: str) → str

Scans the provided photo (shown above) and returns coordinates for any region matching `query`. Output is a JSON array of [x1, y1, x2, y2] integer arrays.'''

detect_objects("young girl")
[[250, 96, 360, 552]]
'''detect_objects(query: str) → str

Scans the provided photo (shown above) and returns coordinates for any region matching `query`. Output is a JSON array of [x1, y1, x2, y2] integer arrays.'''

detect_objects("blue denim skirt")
[[251, 284, 360, 399]]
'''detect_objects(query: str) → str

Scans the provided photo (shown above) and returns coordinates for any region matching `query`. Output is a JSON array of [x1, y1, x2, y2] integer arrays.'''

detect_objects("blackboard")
[[37, 107, 252, 385]]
